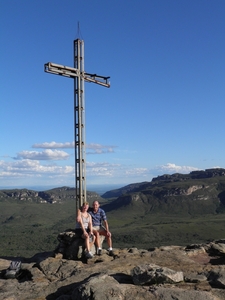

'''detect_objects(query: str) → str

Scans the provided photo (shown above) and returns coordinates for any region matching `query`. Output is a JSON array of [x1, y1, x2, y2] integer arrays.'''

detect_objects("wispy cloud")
[[86, 161, 120, 176], [0, 159, 74, 178], [13, 150, 70, 161], [125, 168, 149, 176], [86, 143, 116, 154], [156, 163, 199, 174], [32, 142, 74, 149], [32, 141, 116, 154], [0, 158, 203, 188]]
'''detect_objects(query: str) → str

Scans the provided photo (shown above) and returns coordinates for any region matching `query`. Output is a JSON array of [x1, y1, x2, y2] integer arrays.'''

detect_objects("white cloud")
[[86, 143, 116, 154], [14, 150, 70, 161], [86, 163, 151, 184], [0, 157, 203, 188], [0, 159, 74, 179], [86, 161, 120, 176], [32, 141, 116, 154], [125, 168, 149, 176], [32, 142, 74, 149], [157, 163, 199, 174]]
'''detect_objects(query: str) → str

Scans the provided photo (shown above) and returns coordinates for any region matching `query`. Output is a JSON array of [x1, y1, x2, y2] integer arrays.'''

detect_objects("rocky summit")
[[1, 239, 225, 299]]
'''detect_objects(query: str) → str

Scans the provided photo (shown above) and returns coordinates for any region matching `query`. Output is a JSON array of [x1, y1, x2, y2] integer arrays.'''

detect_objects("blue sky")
[[1, 0, 225, 190]]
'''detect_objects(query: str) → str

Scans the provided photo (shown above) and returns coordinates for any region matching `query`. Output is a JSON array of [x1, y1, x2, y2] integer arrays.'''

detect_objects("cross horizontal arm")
[[44, 62, 79, 78], [84, 73, 110, 87], [44, 62, 110, 88]]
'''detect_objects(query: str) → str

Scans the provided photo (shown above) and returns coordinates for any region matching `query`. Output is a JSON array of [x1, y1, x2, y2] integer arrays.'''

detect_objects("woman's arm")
[[76, 209, 81, 222], [79, 214, 88, 236]]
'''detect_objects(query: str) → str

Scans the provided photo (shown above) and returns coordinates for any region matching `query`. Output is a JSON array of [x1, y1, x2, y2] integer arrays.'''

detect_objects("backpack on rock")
[[4, 261, 22, 279]]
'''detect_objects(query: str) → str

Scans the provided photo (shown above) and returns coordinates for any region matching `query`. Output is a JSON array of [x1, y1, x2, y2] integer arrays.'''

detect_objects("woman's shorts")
[[75, 228, 90, 238]]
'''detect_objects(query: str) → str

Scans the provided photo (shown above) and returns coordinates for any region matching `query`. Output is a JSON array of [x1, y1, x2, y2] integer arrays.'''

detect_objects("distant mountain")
[[1, 168, 225, 256], [0, 186, 104, 204], [101, 168, 225, 216]]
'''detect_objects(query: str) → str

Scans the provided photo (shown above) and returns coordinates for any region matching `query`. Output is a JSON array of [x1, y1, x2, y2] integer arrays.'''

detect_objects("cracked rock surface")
[[0, 240, 225, 299]]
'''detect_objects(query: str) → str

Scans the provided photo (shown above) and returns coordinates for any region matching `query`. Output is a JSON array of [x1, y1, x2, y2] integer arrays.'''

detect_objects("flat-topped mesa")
[[152, 168, 225, 183]]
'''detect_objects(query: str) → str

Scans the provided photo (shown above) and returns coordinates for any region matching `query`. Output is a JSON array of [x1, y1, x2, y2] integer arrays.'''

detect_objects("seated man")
[[88, 200, 114, 256]]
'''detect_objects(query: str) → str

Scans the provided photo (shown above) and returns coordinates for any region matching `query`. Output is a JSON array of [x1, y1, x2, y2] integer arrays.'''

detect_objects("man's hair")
[[92, 200, 99, 205]]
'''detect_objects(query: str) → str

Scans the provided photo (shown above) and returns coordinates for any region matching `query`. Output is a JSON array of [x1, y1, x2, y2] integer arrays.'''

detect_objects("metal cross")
[[44, 39, 110, 213]]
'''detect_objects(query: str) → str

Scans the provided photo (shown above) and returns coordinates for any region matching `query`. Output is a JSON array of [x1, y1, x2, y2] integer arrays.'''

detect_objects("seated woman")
[[75, 202, 95, 259]]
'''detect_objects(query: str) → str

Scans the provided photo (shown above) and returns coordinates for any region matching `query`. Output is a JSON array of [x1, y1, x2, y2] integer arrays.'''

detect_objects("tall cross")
[[44, 39, 110, 213]]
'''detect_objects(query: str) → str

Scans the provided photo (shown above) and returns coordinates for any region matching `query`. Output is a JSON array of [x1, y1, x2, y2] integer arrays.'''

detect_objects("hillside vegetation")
[[1, 168, 225, 257]]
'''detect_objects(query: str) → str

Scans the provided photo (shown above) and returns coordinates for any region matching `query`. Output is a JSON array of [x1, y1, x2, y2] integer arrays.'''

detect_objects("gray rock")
[[38, 257, 81, 281], [1, 240, 225, 299], [72, 274, 124, 300], [185, 244, 206, 256], [149, 286, 217, 300], [132, 264, 184, 285], [184, 272, 208, 283], [209, 269, 225, 288], [210, 242, 225, 256], [56, 230, 105, 259]]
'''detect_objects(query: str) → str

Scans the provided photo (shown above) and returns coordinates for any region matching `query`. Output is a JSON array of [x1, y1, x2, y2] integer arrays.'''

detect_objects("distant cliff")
[[102, 168, 225, 199], [101, 168, 225, 216], [0, 186, 103, 204]]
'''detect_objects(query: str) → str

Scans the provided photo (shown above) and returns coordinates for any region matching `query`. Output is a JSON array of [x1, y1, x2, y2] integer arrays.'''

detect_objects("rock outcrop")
[[0, 187, 103, 204], [1, 239, 225, 299], [102, 168, 225, 200]]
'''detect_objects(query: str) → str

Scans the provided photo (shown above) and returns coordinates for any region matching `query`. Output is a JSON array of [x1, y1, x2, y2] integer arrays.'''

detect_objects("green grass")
[[1, 199, 225, 257], [1, 171, 225, 257], [0, 200, 76, 257], [111, 213, 225, 248]]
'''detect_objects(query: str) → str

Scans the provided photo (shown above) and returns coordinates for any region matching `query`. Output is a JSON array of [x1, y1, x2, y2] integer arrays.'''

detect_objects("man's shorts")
[[92, 225, 106, 232]]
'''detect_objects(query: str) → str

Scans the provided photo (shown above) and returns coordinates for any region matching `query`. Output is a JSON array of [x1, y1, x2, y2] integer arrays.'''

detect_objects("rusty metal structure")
[[44, 39, 110, 212]]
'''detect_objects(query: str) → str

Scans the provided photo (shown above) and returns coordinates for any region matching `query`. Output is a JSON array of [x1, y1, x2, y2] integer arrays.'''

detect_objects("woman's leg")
[[82, 235, 90, 252], [89, 234, 96, 249]]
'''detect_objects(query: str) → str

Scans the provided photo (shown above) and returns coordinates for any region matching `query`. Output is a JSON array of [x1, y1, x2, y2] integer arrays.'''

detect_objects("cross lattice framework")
[[44, 39, 110, 213]]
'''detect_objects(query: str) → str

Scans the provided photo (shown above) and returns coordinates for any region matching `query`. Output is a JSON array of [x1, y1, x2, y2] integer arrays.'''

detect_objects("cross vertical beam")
[[44, 39, 110, 214], [74, 39, 86, 211]]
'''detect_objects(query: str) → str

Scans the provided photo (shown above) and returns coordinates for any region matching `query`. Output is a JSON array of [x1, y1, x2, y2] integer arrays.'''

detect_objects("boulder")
[[210, 240, 225, 256], [132, 264, 184, 285], [209, 269, 225, 289], [72, 274, 124, 300], [56, 229, 105, 260], [148, 286, 217, 300]]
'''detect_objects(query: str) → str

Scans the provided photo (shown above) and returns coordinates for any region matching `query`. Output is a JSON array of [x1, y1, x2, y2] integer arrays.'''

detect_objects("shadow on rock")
[[209, 256, 225, 265], [46, 273, 102, 300]]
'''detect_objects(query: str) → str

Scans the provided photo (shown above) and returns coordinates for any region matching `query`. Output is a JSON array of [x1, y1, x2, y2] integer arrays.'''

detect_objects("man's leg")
[[93, 229, 102, 255], [99, 229, 112, 247]]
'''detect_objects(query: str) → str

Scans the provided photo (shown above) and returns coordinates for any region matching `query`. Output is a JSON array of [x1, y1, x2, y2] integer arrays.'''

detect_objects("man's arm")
[[103, 219, 109, 231], [88, 214, 93, 235], [103, 219, 111, 237]]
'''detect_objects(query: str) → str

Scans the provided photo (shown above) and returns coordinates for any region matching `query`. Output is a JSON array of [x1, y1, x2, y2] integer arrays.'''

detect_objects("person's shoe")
[[86, 251, 93, 259], [77, 246, 83, 259], [108, 250, 115, 257], [97, 249, 102, 256]]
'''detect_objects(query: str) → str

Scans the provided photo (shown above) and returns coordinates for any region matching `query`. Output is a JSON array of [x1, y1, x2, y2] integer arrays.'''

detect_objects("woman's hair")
[[82, 201, 89, 206]]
